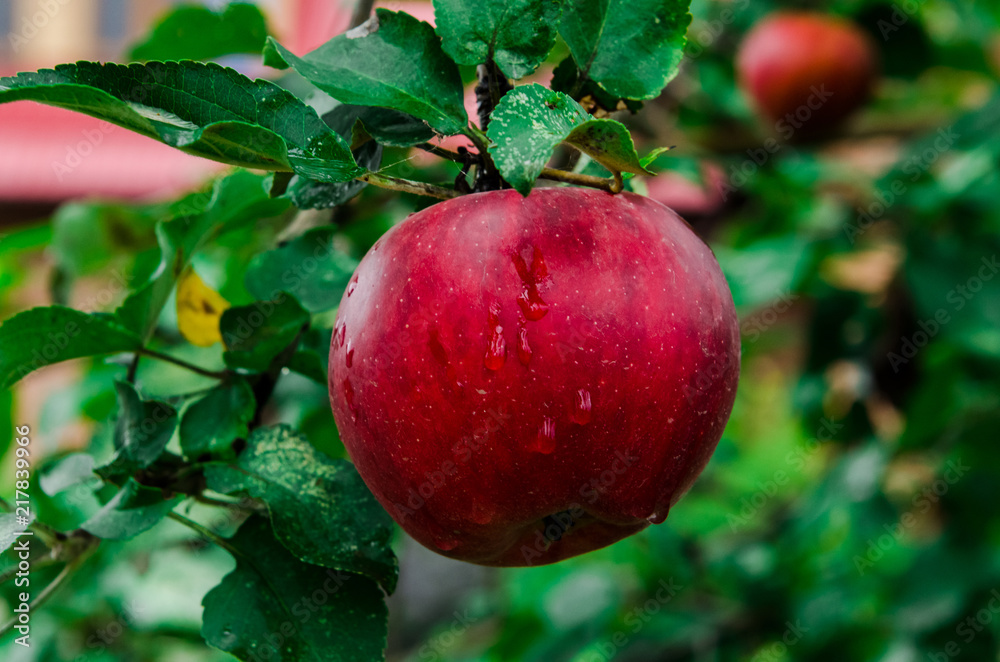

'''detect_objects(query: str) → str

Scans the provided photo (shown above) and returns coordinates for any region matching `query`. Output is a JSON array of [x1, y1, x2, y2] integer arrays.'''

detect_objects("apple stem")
[[359, 172, 462, 199], [539, 167, 625, 194]]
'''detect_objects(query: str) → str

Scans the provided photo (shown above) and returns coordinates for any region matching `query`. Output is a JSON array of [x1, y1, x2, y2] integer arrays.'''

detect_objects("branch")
[[359, 172, 461, 200], [167, 512, 240, 557], [138, 348, 229, 380], [415, 143, 466, 163], [539, 167, 624, 194]]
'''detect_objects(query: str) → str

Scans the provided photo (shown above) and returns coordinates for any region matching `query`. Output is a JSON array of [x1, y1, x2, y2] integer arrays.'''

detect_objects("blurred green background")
[[2, 0, 1000, 660]]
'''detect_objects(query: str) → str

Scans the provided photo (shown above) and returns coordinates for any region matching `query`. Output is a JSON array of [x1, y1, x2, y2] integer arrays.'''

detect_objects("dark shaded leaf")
[[81, 478, 182, 540], [244, 228, 358, 312], [0, 307, 142, 389], [206, 425, 398, 593], [264, 10, 468, 135], [202, 516, 388, 662]]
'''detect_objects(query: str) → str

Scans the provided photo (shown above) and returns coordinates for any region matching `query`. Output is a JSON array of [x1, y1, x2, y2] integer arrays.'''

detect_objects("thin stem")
[[167, 512, 240, 556], [0, 496, 10, 512], [465, 125, 498, 175], [126, 353, 140, 383], [138, 349, 229, 380], [359, 172, 461, 200], [0, 548, 94, 639], [415, 143, 466, 163], [539, 167, 624, 194]]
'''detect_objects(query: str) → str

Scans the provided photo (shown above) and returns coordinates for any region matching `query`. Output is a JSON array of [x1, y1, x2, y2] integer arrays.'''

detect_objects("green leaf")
[[202, 516, 388, 662], [432, 0, 565, 79], [288, 328, 332, 384], [50, 202, 160, 277], [221, 296, 310, 372], [244, 228, 358, 312], [180, 379, 256, 458], [206, 425, 398, 593], [487, 84, 651, 195], [129, 2, 270, 62], [263, 10, 468, 135], [349, 105, 436, 147], [39, 453, 97, 496], [0, 61, 362, 181], [0, 512, 34, 552], [115, 171, 290, 340], [550, 55, 643, 112], [286, 139, 381, 209], [559, 0, 691, 100], [81, 478, 182, 540], [0, 306, 143, 390], [110, 382, 178, 470]]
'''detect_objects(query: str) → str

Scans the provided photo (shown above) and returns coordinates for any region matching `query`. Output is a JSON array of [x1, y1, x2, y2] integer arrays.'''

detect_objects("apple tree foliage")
[[2, 0, 1000, 660]]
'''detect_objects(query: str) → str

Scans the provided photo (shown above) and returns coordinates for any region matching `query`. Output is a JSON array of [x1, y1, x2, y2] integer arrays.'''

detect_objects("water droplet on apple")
[[484, 303, 506, 370], [347, 275, 358, 297], [570, 389, 592, 424], [345, 339, 354, 368], [531, 417, 557, 454], [485, 328, 506, 370], [517, 326, 532, 366], [434, 536, 460, 551], [343, 378, 356, 416], [529, 246, 548, 281], [517, 287, 549, 320], [335, 321, 347, 347], [646, 507, 669, 525]]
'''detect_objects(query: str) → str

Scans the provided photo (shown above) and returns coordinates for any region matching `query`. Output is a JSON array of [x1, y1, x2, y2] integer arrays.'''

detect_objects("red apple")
[[328, 187, 740, 566], [736, 12, 878, 136]]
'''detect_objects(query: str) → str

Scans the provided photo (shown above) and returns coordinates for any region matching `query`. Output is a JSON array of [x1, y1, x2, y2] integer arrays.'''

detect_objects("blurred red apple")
[[736, 12, 878, 137], [329, 187, 740, 566]]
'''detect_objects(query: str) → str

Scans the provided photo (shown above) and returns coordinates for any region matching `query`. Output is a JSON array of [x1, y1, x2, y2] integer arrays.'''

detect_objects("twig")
[[138, 348, 229, 380], [167, 512, 240, 557], [415, 143, 466, 162], [539, 167, 624, 193], [358, 172, 461, 200]]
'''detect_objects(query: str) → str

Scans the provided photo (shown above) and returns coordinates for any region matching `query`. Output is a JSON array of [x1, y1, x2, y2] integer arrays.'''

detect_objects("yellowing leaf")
[[176, 269, 230, 346]]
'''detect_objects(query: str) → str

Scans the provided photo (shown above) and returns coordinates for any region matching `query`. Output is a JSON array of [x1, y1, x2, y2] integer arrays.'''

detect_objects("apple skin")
[[329, 187, 740, 566], [736, 12, 878, 135]]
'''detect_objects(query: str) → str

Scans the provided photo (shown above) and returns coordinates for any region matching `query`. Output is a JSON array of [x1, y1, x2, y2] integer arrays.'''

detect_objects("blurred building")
[[0, 0, 391, 214]]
